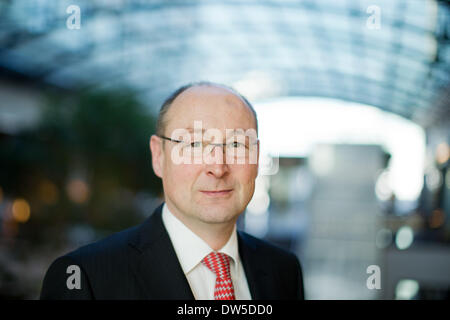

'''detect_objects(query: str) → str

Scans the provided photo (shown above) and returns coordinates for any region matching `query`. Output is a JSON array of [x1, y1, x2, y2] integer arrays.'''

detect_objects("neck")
[[194, 221, 236, 251], [166, 203, 237, 251]]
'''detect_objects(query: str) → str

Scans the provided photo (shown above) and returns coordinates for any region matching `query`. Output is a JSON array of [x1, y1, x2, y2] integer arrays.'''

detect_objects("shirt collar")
[[161, 203, 241, 277]]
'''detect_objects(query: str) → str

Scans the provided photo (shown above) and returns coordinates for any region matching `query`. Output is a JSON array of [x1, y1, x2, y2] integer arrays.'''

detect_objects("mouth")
[[200, 189, 233, 197]]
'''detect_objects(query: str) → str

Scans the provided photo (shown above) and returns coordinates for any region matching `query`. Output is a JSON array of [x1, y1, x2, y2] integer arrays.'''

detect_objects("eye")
[[230, 141, 245, 148], [190, 141, 202, 148]]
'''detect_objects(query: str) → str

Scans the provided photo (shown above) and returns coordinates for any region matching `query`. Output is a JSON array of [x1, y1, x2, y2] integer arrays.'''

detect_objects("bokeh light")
[[395, 226, 414, 250], [429, 209, 445, 229], [38, 179, 59, 205], [395, 279, 419, 300], [66, 179, 90, 204], [436, 142, 449, 165], [12, 198, 31, 223]]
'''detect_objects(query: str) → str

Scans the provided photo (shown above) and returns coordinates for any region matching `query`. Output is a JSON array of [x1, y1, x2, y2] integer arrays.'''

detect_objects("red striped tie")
[[202, 252, 236, 300]]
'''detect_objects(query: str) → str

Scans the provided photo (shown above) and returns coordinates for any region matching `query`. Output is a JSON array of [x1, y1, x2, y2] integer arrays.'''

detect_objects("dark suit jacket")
[[40, 204, 304, 300]]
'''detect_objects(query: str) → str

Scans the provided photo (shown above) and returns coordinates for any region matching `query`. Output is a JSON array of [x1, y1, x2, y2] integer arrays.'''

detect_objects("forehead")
[[164, 85, 256, 133]]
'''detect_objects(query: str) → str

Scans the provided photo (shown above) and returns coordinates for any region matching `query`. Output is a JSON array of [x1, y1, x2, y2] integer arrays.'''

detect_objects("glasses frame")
[[156, 134, 259, 153]]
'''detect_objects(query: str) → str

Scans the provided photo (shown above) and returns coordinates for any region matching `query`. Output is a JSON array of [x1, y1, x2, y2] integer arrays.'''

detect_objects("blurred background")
[[0, 0, 449, 300]]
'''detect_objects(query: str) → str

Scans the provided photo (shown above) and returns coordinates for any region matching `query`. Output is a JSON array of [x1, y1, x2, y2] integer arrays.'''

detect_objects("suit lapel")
[[127, 204, 273, 300], [238, 231, 271, 300], [127, 204, 195, 300]]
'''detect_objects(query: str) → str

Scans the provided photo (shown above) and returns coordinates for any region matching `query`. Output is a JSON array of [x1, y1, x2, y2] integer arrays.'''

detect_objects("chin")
[[196, 204, 241, 224]]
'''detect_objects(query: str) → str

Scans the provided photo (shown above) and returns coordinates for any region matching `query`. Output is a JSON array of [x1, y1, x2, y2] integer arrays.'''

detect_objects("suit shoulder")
[[238, 230, 305, 299], [238, 230, 298, 263], [41, 222, 146, 299], [65, 224, 140, 263], [40, 254, 94, 299]]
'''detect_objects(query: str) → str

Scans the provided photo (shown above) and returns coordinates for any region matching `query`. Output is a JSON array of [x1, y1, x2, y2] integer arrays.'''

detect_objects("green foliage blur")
[[0, 88, 162, 246]]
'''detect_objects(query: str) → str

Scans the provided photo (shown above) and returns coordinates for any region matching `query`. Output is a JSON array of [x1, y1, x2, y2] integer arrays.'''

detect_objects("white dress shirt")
[[161, 203, 252, 300]]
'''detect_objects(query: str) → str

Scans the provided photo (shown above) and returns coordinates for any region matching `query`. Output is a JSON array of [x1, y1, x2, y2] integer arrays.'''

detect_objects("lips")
[[200, 189, 233, 197]]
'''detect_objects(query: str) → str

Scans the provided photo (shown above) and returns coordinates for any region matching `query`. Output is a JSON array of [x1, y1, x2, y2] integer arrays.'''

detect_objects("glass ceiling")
[[0, 0, 449, 126]]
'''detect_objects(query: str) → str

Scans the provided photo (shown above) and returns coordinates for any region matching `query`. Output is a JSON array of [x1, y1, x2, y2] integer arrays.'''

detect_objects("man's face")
[[150, 85, 259, 226]]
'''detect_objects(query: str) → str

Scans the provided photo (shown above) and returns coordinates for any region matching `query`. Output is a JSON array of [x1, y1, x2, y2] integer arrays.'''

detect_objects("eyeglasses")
[[157, 134, 258, 162]]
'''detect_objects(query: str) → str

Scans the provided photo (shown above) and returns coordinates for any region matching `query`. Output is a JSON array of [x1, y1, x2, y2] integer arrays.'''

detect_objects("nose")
[[207, 162, 229, 178], [206, 145, 229, 178]]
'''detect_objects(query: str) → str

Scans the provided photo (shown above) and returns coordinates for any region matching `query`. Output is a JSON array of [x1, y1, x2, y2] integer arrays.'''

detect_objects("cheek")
[[164, 160, 201, 190], [240, 163, 258, 180], [233, 165, 257, 192]]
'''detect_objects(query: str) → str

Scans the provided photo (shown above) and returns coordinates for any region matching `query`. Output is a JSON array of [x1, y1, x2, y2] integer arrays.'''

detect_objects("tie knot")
[[202, 252, 232, 280]]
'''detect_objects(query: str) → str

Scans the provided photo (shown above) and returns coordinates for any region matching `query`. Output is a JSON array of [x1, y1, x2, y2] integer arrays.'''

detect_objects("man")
[[40, 82, 304, 300]]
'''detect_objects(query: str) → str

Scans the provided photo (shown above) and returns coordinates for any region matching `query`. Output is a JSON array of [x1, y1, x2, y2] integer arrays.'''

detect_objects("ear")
[[256, 139, 260, 174], [257, 139, 260, 161], [150, 135, 164, 178]]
